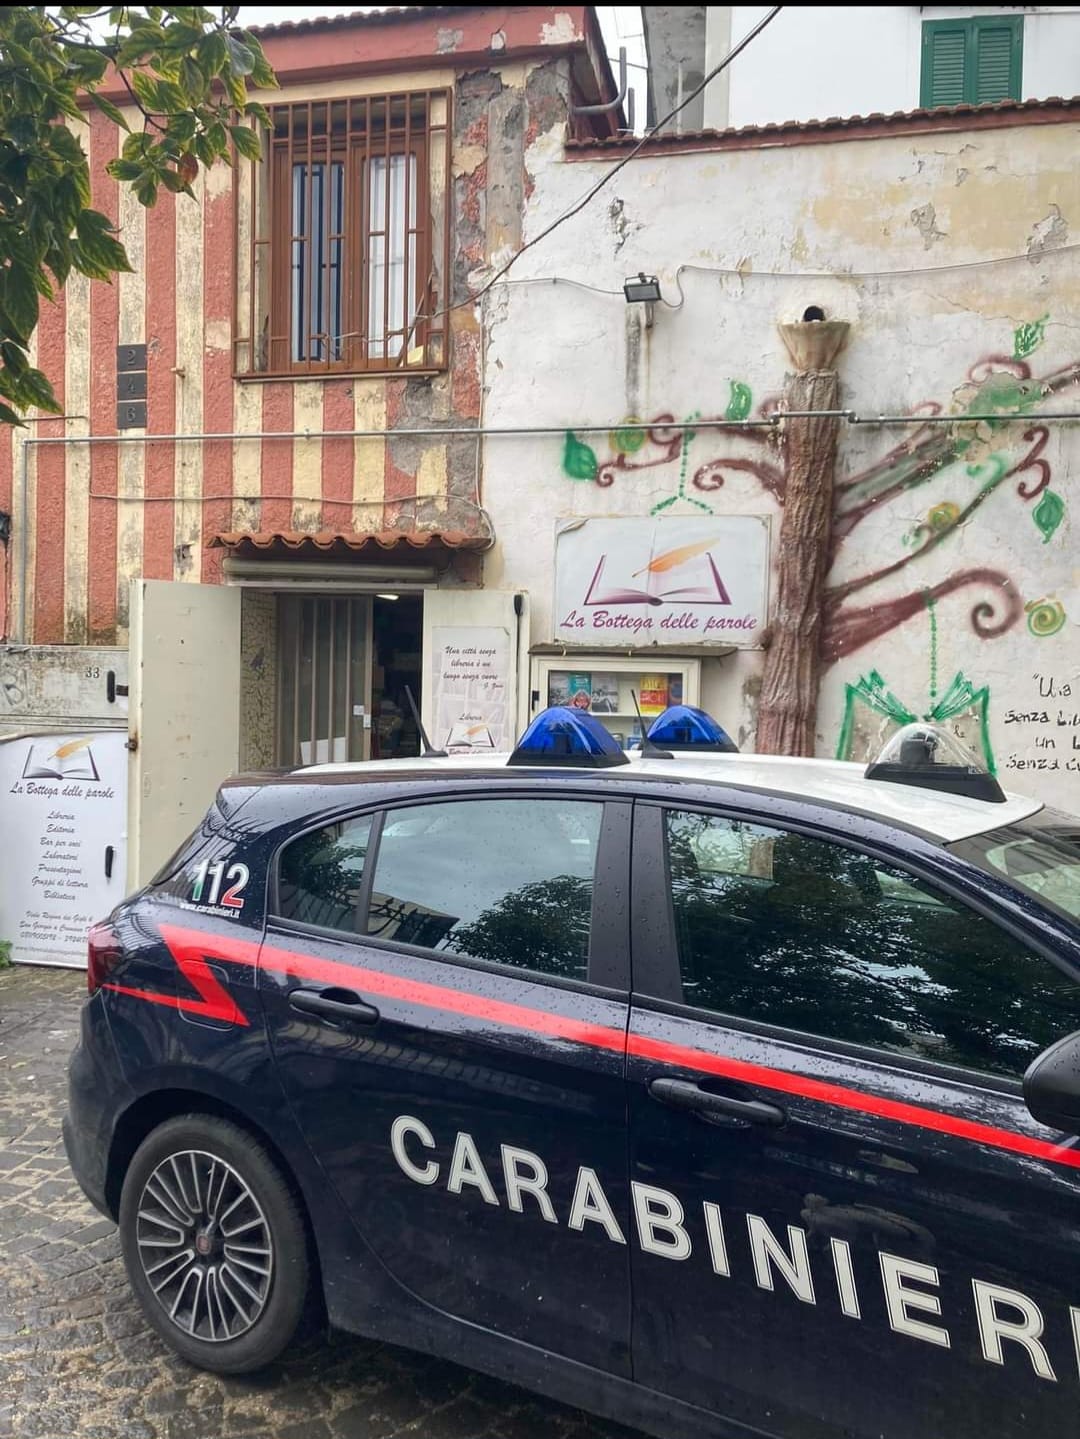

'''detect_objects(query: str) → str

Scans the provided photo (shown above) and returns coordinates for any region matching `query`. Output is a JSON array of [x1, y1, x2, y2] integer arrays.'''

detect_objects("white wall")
[[483, 112, 1080, 809], [703, 6, 1080, 131]]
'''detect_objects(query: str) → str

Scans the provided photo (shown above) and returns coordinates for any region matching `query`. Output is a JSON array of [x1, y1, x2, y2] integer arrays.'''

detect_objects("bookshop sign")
[[554, 516, 769, 648], [0, 731, 127, 967]]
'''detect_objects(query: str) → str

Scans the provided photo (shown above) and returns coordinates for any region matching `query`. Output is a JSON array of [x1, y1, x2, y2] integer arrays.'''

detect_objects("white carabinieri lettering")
[[387, 1116, 1079, 1382]]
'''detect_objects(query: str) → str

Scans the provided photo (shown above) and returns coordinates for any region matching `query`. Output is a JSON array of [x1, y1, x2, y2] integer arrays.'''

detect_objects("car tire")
[[118, 1113, 310, 1374]]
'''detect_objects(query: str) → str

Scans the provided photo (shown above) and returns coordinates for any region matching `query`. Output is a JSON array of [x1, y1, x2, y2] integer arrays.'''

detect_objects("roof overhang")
[[211, 529, 487, 589]]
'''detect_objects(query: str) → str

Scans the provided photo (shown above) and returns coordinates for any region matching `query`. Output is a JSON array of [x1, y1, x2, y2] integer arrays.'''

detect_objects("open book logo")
[[22, 737, 100, 781], [446, 722, 496, 750], [583, 538, 733, 608]]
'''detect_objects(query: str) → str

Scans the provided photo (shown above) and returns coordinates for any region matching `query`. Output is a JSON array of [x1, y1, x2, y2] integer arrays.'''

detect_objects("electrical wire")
[[498, 276, 626, 297], [411, 5, 783, 330], [659, 244, 1080, 303]]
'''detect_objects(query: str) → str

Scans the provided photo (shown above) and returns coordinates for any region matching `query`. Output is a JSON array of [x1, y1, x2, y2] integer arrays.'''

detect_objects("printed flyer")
[[0, 730, 127, 967]]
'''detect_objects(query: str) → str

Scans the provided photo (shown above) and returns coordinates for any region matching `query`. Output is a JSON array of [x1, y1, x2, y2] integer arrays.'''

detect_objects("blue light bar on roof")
[[645, 704, 739, 753], [508, 707, 630, 768]]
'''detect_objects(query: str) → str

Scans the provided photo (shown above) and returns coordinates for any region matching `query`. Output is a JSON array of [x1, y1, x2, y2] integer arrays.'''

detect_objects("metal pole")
[[13, 407, 1080, 643]]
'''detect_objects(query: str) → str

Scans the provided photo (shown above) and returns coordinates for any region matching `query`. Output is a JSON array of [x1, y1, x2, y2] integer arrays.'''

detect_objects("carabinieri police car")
[[64, 705, 1080, 1439]]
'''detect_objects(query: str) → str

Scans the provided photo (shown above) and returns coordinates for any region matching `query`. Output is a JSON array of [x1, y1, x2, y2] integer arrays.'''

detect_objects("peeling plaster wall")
[[704, 7, 1080, 131], [239, 591, 277, 770], [22, 53, 576, 653], [483, 119, 1080, 808]]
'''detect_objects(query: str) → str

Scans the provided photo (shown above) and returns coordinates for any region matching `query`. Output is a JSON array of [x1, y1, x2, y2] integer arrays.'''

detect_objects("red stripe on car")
[[108, 922, 1080, 1173]]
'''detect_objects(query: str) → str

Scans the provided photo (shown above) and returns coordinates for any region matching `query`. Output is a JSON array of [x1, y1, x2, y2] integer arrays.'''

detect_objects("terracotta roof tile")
[[249, 7, 477, 37], [565, 95, 1080, 153], [210, 529, 486, 556]]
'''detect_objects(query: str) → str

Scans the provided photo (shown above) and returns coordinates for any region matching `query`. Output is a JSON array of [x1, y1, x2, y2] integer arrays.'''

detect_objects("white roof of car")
[[300, 750, 1042, 844]]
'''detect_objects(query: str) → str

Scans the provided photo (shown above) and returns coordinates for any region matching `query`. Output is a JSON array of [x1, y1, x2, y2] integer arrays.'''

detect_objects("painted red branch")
[[831, 359, 1080, 553], [967, 355, 1031, 382], [831, 429, 957, 551], [693, 456, 786, 503], [836, 404, 944, 493], [821, 569, 1023, 663], [826, 456, 1013, 606]]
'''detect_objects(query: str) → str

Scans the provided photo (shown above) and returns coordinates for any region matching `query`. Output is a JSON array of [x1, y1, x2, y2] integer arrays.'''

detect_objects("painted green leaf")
[[1034, 488, 1065, 544], [1013, 315, 1048, 361], [725, 380, 752, 422], [562, 430, 597, 482]]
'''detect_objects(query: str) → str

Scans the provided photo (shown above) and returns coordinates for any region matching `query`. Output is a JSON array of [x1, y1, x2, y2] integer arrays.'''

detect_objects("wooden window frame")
[[920, 16, 1024, 110], [237, 91, 450, 380]]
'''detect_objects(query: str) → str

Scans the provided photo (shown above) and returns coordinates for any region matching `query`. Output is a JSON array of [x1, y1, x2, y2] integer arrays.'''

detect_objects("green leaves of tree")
[[0, 5, 277, 420]]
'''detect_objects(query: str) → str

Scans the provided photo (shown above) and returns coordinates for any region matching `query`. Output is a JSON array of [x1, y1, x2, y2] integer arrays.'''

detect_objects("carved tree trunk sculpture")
[[756, 321, 848, 754]]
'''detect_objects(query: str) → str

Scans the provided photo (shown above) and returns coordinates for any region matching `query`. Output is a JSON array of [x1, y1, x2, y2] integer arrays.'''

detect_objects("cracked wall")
[[483, 116, 1080, 808]]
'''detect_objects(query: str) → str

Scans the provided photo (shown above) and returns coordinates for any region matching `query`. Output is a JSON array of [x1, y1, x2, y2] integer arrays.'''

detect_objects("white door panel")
[[422, 590, 526, 754], [127, 580, 241, 888]]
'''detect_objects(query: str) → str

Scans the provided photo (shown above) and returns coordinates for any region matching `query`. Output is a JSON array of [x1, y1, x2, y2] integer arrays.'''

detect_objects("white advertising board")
[[554, 516, 770, 647], [431, 625, 513, 753], [0, 730, 128, 968]]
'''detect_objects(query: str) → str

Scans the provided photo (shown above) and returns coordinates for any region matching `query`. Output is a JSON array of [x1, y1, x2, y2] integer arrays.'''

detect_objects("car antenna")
[[630, 690, 674, 758], [404, 685, 448, 757]]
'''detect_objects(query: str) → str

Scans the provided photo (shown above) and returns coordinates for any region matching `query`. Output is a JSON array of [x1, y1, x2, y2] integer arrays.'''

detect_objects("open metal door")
[[127, 579, 242, 889], [422, 589, 527, 754]]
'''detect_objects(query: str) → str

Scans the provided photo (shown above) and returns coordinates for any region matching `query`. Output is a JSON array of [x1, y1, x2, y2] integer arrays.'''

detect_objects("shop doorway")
[[372, 593, 423, 759], [275, 592, 424, 766]]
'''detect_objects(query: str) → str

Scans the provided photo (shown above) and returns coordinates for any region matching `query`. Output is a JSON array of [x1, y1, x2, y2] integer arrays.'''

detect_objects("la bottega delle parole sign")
[[554, 517, 769, 647]]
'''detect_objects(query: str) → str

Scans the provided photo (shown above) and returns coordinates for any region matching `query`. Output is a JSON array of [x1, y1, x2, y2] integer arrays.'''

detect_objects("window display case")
[[529, 656, 701, 750]]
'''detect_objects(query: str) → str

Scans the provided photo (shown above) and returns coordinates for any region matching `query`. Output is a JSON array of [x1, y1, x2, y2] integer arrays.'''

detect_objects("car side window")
[[664, 808, 1080, 1080], [365, 797, 603, 981], [275, 816, 374, 933]]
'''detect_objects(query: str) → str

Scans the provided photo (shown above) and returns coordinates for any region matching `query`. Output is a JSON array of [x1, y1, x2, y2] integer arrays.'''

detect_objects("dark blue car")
[[64, 711, 1080, 1439]]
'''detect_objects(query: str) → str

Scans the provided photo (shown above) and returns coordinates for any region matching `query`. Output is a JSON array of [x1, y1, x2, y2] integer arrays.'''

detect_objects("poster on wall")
[[431, 627, 513, 753], [554, 516, 770, 647], [0, 730, 128, 968]]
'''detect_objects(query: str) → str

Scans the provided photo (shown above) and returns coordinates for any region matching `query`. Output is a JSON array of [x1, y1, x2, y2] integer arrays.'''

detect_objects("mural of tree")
[[561, 320, 1076, 761]]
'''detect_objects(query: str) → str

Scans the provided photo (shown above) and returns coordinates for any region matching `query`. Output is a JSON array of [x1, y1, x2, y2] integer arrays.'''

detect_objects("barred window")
[[236, 91, 451, 377]]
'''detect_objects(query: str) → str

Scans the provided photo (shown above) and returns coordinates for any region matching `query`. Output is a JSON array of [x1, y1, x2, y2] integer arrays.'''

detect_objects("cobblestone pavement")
[[0, 964, 637, 1439]]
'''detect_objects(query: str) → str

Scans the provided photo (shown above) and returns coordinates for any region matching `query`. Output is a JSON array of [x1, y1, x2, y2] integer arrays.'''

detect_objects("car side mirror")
[[1023, 1030, 1080, 1134]]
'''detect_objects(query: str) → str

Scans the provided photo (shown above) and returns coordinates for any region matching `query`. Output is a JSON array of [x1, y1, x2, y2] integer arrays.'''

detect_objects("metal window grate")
[[235, 91, 451, 378], [276, 596, 371, 766]]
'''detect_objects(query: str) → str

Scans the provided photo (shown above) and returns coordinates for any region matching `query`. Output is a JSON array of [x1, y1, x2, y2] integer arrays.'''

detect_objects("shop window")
[[236, 92, 451, 377], [920, 17, 1023, 109], [546, 668, 687, 751]]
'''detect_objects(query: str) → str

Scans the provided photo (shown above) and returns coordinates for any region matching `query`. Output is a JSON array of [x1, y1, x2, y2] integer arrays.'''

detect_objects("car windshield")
[[952, 808, 1080, 927]]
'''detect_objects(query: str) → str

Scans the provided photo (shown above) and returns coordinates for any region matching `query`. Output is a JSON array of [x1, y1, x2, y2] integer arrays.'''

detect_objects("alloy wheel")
[[134, 1148, 274, 1341]]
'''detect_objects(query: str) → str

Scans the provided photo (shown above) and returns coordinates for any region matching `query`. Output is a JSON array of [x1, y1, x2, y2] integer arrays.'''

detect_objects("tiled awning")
[[210, 529, 486, 563]]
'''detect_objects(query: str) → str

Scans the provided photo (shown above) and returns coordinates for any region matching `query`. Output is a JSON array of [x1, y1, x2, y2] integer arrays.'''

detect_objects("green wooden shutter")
[[972, 17, 1023, 103], [921, 23, 968, 108], [921, 17, 1023, 108]]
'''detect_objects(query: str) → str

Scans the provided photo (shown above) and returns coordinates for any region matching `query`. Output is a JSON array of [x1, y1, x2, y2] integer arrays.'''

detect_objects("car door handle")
[[648, 1077, 786, 1127], [288, 987, 380, 1026]]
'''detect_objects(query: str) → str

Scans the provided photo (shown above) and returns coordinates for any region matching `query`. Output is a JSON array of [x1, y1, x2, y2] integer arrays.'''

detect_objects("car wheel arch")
[[104, 1088, 325, 1316]]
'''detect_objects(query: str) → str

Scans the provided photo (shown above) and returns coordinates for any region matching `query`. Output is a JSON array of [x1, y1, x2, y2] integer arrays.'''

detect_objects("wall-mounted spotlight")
[[623, 272, 662, 329], [623, 273, 662, 303]]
